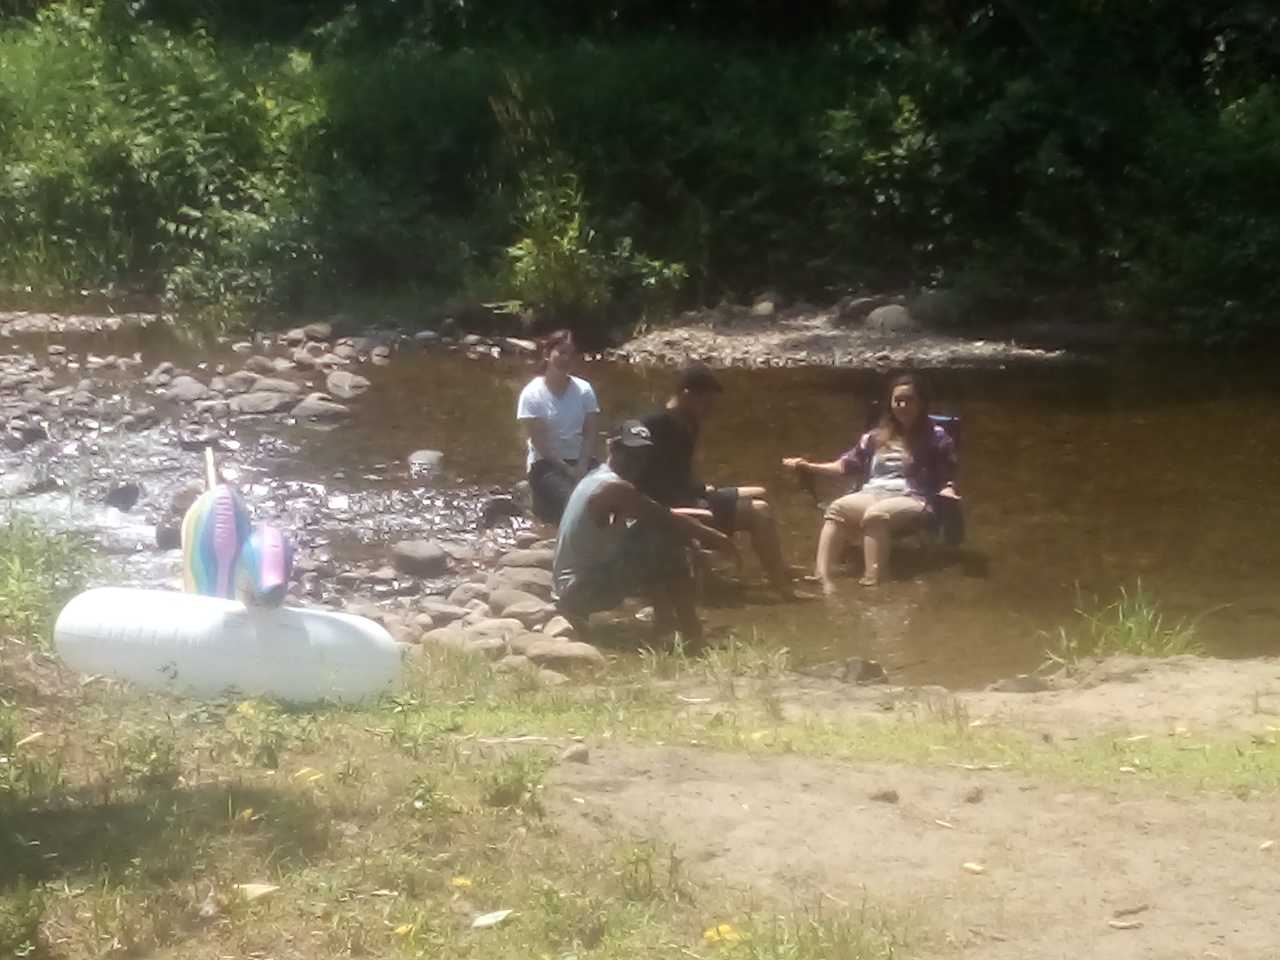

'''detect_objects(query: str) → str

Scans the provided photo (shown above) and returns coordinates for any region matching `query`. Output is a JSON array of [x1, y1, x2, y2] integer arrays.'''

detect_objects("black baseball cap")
[[609, 419, 655, 448], [676, 361, 723, 395]]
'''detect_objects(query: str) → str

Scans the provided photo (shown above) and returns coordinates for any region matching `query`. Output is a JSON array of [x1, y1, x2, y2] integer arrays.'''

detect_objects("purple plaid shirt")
[[839, 424, 957, 503]]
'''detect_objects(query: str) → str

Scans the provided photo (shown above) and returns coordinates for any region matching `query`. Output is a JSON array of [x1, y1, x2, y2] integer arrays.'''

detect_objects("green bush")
[[0, 516, 93, 650]]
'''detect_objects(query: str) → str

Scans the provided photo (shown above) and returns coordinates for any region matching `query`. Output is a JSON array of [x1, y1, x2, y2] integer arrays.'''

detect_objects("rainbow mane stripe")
[[235, 524, 295, 607], [180, 485, 252, 599]]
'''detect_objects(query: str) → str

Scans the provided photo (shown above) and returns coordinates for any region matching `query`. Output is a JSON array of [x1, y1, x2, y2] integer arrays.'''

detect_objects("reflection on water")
[[7, 319, 1280, 687]]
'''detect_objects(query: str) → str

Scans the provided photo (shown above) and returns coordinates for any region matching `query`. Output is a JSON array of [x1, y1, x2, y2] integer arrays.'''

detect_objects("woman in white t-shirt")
[[516, 330, 601, 523]]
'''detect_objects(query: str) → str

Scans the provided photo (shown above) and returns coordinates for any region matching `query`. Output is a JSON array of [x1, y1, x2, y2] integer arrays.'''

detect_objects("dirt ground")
[[550, 744, 1280, 960]]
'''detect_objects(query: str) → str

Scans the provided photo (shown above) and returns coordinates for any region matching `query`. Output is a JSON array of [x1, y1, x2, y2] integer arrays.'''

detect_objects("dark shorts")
[[556, 523, 689, 618], [528, 459, 597, 524], [704, 487, 739, 533]]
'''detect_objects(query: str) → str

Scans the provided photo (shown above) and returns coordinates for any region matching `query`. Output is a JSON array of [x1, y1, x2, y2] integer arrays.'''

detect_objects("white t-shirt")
[[516, 375, 600, 471]]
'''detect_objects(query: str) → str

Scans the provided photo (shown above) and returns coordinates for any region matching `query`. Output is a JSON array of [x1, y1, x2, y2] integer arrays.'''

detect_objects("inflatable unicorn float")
[[54, 449, 403, 701]]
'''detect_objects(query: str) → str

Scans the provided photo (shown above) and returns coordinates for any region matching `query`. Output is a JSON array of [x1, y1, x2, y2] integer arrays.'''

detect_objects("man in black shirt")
[[637, 363, 794, 596]]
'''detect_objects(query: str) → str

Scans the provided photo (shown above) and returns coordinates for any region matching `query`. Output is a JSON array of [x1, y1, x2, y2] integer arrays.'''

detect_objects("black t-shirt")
[[636, 408, 705, 506]]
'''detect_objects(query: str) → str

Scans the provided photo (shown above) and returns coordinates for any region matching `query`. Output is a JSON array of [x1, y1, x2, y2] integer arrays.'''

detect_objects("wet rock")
[[47, 344, 67, 356], [334, 343, 359, 361], [145, 361, 175, 386], [303, 321, 333, 341], [448, 582, 490, 606], [165, 376, 211, 402], [543, 615, 575, 640], [231, 341, 253, 354], [250, 377, 302, 395], [284, 327, 307, 345], [414, 330, 439, 345], [291, 392, 350, 420], [488, 566, 553, 599], [908, 289, 968, 328], [842, 658, 888, 685], [865, 304, 919, 335], [230, 391, 296, 415], [504, 599, 554, 628], [195, 399, 230, 417], [501, 337, 537, 354], [370, 345, 392, 366], [407, 449, 444, 475], [222, 370, 258, 393], [752, 290, 786, 316], [156, 524, 181, 550], [489, 587, 541, 611], [290, 347, 318, 369], [499, 547, 554, 570], [391, 539, 450, 577], [440, 541, 477, 564], [272, 358, 297, 374], [418, 599, 471, 624], [988, 674, 1051, 693], [514, 530, 540, 548], [244, 356, 277, 376], [208, 375, 228, 394], [525, 639, 606, 671]]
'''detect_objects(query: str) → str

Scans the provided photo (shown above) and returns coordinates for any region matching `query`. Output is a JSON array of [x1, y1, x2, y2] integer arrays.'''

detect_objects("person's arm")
[[576, 411, 598, 478], [591, 478, 735, 555], [781, 457, 846, 478]]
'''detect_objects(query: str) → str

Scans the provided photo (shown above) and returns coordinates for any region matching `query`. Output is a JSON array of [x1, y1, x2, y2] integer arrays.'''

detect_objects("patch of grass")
[[0, 515, 93, 652], [0, 880, 43, 959], [726, 900, 916, 959], [1041, 583, 1207, 672]]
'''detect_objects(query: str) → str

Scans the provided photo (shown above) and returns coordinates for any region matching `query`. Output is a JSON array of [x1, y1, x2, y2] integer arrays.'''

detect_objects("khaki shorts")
[[823, 490, 927, 532]]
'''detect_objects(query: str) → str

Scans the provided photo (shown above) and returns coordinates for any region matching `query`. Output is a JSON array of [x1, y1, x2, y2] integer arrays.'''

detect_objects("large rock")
[[244, 356, 277, 376], [489, 587, 542, 612], [230, 391, 296, 415], [487, 566, 553, 599], [417, 599, 471, 624], [223, 370, 259, 394], [448, 582, 490, 606], [865, 304, 920, 335], [464, 618, 525, 641], [292, 393, 350, 420], [165, 376, 211, 402], [250, 377, 302, 395], [407, 449, 444, 475], [503, 599, 555, 628], [326, 370, 371, 400], [833, 294, 899, 326], [498, 547, 554, 570], [525, 639, 606, 671], [908, 289, 968, 328], [303, 322, 333, 341], [421, 626, 467, 650], [391, 539, 450, 577], [543, 615, 576, 640]]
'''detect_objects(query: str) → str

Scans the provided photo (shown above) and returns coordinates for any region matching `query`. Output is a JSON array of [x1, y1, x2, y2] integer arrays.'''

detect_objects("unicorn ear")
[[181, 484, 252, 599], [236, 524, 295, 607]]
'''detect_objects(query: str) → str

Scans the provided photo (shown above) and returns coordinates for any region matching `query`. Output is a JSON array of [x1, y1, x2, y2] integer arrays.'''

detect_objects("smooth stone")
[[525, 639, 606, 671], [448, 582, 490, 606], [391, 539, 450, 577], [487, 566, 553, 599], [224, 370, 259, 393], [229, 391, 296, 415], [421, 627, 467, 650], [250, 377, 302, 395], [866, 304, 920, 335], [503, 599, 554, 628], [303, 322, 333, 341], [407, 449, 444, 474], [164, 376, 211, 402], [466, 637, 508, 659], [543, 615, 575, 640], [244, 356, 277, 375], [417, 599, 470, 624], [325, 370, 371, 399], [292, 393, 350, 420], [464, 618, 525, 641], [489, 587, 542, 612], [499, 547, 554, 570]]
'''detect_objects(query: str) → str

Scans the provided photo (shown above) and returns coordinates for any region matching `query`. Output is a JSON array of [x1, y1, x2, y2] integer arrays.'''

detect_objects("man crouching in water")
[[553, 420, 737, 649]]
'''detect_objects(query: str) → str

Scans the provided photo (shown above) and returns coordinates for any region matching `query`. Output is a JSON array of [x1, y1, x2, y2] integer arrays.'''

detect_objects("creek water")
[[6, 319, 1280, 688]]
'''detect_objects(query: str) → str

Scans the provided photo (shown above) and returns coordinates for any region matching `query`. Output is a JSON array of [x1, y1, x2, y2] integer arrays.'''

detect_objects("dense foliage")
[[0, 1, 1277, 338]]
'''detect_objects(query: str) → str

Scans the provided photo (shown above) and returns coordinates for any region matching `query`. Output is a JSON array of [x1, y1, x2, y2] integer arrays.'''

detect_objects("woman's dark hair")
[[538, 329, 576, 372], [872, 373, 931, 453]]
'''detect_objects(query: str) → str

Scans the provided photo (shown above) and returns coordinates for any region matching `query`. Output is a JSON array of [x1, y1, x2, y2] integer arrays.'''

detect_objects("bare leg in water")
[[730, 486, 795, 596], [815, 492, 924, 595]]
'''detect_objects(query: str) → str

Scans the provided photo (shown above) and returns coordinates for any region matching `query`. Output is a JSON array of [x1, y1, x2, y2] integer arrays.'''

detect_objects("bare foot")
[[820, 578, 840, 598], [858, 575, 880, 587]]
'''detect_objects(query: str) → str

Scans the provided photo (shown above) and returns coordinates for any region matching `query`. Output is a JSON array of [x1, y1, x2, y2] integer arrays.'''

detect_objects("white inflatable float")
[[55, 588, 403, 702]]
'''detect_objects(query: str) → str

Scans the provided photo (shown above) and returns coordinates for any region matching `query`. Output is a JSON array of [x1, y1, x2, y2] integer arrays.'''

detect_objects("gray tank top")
[[553, 464, 624, 597]]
